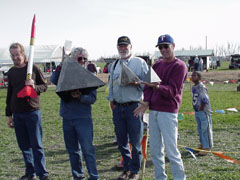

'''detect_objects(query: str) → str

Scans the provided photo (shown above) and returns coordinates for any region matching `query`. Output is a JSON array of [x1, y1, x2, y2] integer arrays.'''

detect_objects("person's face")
[[191, 72, 200, 84], [74, 53, 88, 67], [158, 43, 175, 61], [117, 44, 132, 59], [10, 47, 26, 68]]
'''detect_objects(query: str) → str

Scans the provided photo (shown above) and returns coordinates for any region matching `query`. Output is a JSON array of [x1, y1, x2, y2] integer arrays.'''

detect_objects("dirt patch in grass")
[[188, 71, 240, 83]]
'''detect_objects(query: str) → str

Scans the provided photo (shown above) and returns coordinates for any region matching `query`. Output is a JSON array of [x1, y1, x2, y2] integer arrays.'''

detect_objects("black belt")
[[113, 101, 138, 106]]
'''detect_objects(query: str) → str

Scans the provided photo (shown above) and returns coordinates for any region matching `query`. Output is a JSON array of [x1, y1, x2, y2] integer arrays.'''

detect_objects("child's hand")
[[200, 104, 205, 111]]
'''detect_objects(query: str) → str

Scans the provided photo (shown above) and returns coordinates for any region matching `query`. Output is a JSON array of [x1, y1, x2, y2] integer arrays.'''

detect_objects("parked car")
[[229, 54, 240, 69]]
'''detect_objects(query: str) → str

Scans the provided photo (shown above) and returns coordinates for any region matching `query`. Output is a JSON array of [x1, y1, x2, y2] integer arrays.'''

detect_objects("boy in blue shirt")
[[191, 71, 213, 156]]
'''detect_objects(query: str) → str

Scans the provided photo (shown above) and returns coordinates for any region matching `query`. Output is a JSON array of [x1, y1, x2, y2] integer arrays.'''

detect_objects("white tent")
[[0, 45, 63, 65]]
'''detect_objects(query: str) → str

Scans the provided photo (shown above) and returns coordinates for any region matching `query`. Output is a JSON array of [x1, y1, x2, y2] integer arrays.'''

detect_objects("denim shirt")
[[107, 56, 148, 103], [51, 66, 96, 119]]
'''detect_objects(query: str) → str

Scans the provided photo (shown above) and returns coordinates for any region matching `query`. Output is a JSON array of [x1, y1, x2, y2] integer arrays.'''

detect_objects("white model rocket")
[[17, 14, 38, 99]]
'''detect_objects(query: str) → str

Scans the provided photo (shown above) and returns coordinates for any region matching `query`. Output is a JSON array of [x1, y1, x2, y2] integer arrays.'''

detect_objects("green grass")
[[96, 62, 106, 71], [0, 84, 240, 180]]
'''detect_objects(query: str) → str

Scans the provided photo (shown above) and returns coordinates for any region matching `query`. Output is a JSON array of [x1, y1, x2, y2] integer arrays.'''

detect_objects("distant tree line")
[[187, 42, 240, 56]]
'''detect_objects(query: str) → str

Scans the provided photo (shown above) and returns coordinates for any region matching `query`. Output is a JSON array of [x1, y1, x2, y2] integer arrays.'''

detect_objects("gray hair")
[[70, 47, 88, 59]]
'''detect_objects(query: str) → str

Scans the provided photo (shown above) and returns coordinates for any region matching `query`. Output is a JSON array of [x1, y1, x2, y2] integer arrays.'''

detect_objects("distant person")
[[188, 58, 194, 72], [107, 36, 148, 180], [199, 57, 203, 71], [134, 34, 187, 180], [87, 60, 98, 75], [6, 43, 49, 180], [51, 47, 99, 180], [103, 63, 109, 73], [194, 55, 199, 71], [191, 71, 213, 156]]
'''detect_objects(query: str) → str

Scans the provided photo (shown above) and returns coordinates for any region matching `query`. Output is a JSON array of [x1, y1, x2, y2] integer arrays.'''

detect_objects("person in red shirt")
[[134, 34, 187, 180]]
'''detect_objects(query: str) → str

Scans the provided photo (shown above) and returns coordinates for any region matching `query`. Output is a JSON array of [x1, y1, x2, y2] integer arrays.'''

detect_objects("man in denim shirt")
[[107, 36, 148, 180], [51, 47, 99, 180]]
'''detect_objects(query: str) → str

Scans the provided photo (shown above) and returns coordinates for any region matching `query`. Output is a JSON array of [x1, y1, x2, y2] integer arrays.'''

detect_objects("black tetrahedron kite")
[[144, 66, 161, 83], [56, 55, 105, 102]]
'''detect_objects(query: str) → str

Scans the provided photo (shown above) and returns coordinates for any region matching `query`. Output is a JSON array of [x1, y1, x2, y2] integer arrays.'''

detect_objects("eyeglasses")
[[158, 44, 170, 50], [77, 57, 88, 62]]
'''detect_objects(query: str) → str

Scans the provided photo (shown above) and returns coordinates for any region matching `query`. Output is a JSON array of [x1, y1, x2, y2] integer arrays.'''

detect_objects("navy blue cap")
[[117, 36, 131, 45], [155, 34, 174, 47]]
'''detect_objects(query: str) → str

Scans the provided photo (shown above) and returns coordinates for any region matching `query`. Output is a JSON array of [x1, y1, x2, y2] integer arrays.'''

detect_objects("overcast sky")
[[1, 0, 239, 59]]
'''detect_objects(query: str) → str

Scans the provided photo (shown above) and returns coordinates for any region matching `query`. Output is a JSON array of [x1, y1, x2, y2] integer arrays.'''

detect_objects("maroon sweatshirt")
[[143, 58, 187, 113]]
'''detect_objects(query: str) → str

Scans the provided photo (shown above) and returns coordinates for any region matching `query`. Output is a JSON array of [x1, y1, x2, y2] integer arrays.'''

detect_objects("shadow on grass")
[[45, 149, 67, 157], [95, 139, 119, 159], [10, 158, 23, 163], [49, 158, 69, 164]]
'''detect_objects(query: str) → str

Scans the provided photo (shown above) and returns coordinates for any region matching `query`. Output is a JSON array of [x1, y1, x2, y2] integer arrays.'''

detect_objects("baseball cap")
[[155, 34, 174, 47], [117, 36, 131, 45]]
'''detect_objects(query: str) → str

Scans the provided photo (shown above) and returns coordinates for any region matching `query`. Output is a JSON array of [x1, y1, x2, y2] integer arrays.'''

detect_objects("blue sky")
[[1, 0, 239, 59]]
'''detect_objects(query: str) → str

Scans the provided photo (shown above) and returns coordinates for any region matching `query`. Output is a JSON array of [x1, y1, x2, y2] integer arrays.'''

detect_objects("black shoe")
[[41, 176, 50, 180], [128, 172, 139, 180], [19, 174, 37, 180], [74, 177, 86, 180], [117, 171, 130, 180]]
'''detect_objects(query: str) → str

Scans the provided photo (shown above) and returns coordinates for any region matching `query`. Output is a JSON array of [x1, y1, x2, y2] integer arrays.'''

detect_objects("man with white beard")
[[107, 36, 148, 180]]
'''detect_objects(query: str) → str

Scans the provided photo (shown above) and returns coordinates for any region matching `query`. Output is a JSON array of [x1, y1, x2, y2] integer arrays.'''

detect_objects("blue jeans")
[[13, 110, 48, 179], [63, 117, 99, 180], [149, 110, 185, 180], [195, 111, 213, 148], [112, 103, 143, 173]]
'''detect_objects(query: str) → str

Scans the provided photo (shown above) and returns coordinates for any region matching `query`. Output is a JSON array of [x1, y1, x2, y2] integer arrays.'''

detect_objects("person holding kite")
[[50, 47, 100, 180], [107, 36, 148, 180], [134, 34, 187, 180]]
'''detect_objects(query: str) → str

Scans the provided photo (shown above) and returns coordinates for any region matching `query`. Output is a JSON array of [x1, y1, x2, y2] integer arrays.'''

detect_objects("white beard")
[[118, 49, 131, 59]]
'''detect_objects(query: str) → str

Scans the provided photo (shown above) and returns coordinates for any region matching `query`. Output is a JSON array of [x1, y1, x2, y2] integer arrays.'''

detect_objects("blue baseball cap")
[[155, 34, 174, 47]]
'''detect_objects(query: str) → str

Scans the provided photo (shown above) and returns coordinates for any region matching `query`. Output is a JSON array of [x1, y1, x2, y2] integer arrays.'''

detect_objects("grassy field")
[[0, 83, 240, 180]]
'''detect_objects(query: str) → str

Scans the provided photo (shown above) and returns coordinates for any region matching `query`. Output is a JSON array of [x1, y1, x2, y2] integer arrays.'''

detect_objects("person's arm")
[[93, 64, 97, 73], [133, 101, 149, 117], [5, 74, 14, 128], [51, 47, 65, 85], [200, 87, 209, 111], [7, 116, 14, 128], [155, 63, 187, 98], [199, 104, 206, 111], [80, 90, 97, 105], [107, 72, 116, 110], [50, 65, 62, 85], [33, 65, 48, 94], [5, 75, 13, 117]]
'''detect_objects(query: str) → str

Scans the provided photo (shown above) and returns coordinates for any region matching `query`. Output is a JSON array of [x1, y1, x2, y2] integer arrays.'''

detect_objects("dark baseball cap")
[[155, 34, 174, 47], [117, 36, 131, 45]]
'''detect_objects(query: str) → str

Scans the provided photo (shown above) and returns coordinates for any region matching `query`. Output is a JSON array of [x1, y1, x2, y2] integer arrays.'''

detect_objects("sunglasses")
[[77, 57, 88, 62], [158, 44, 170, 50]]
